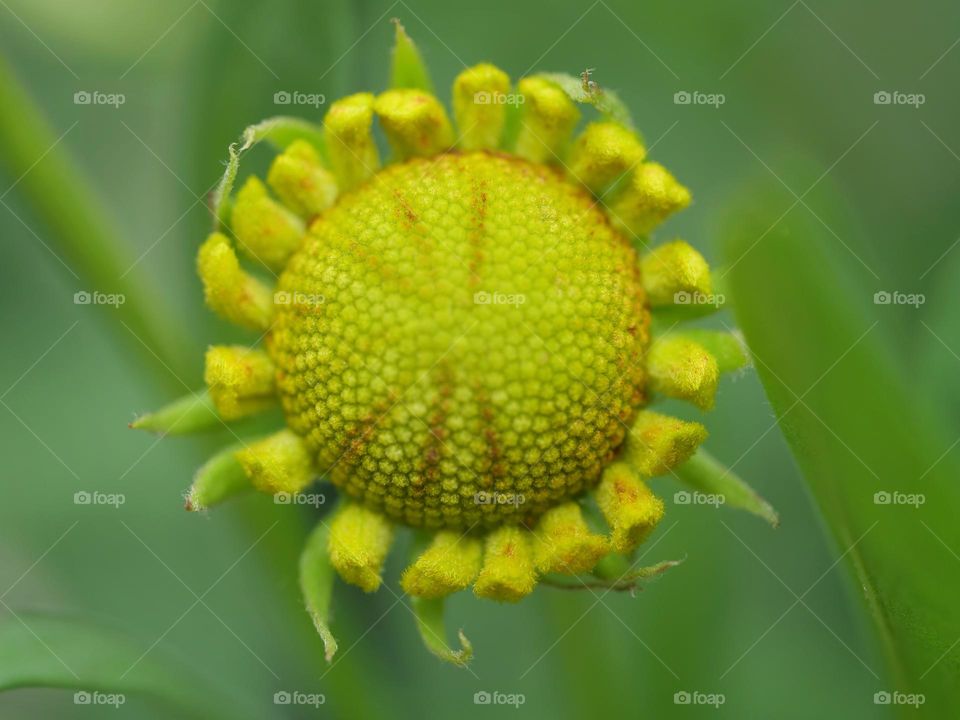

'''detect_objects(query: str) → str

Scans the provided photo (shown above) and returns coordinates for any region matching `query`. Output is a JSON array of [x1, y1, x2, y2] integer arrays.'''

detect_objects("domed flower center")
[[269, 151, 649, 529]]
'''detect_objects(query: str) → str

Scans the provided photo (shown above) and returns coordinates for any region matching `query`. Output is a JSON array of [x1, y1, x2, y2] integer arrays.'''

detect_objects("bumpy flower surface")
[[269, 152, 649, 529], [132, 21, 772, 667]]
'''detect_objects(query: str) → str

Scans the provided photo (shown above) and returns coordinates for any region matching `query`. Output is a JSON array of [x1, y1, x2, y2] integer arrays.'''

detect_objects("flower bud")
[[266, 140, 337, 218], [374, 88, 454, 159], [196, 232, 272, 331], [596, 462, 664, 553], [610, 162, 691, 236], [235, 429, 314, 494], [568, 121, 645, 193], [452, 64, 511, 151], [514, 77, 580, 163], [624, 410, 707, 477], [474, 526, 536, 602], [324, 92, 381, 190], [204, 345, 276, 421]]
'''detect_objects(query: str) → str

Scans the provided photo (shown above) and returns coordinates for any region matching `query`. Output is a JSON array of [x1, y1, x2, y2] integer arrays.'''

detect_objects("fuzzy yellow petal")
[[640, 239, 712, 307], [609, 162, 691, 236], [473, 526, 537, 602], [646, 336, 719, 410], [624, 410, 707, 478], [230, 175, 305, 271], [514, 76, 580, 164], [204, 345, 276, 421], [196, 232, 272, 331], [595, 462, 664, 553], [327, 503, 393, 593], [266, 140, 338, 218], [324, 92, 380, 191], [568, 121, 645, 193], [533, 502, 608, 575], [401, 531, 483, 599], [452, 63, 511, 151], [234, 429, 314, 495], [374, 88, 454, 159]]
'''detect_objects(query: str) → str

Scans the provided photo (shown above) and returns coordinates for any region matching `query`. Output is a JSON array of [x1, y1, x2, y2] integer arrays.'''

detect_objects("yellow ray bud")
[[595, 462, 665, 553], [203, 345, 276, 421], [266, 140, 338, 219], [452, 63, 511, 151], [640, 239, 712, 307], [230, 176, 305, 271], [533, 502, 608, 575], [473, 526, 537, 602], [327, 503, 394, 593], [609, 162, 691, 236], [514, 77, 580, 163], [234, 429, 314, 495], [646, 335, 719, 410], [374, 88, 455, 159], [324, 92, 380, 191], [624, 410, 707, 478], [196, 232, 272, 331], [401, 531, 483, 599], [568, 121, 646, 193]]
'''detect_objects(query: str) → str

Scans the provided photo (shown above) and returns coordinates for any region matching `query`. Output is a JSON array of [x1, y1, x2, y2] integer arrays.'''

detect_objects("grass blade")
[[721, 174, 960, 713]]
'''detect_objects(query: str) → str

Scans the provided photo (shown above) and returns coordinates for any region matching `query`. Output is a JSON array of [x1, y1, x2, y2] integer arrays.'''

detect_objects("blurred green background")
[[2, 0, 958, 717]]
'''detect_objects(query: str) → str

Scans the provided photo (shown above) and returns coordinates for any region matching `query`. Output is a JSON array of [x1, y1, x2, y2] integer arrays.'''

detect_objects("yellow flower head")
[[133, 20, 770, 666]]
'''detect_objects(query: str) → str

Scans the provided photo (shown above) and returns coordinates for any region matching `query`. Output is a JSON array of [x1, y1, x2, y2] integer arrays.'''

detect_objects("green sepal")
[[390, 19, 434, 92], [130, 389, 220, 436], [541, 557, 682, 592], [411, 596, 472, 667], [211, 117, 325, 230], [299, 522, 339, 662], [674, 449, 779, 527], [671, 330, 750, 373], [534, 72, 636, 131], [185, 444, 251, 511]]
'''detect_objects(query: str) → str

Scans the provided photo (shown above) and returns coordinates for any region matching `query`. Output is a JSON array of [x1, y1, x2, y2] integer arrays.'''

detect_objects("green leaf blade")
[[721, 171, 960, 712], [0, 613, 255, 719]]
